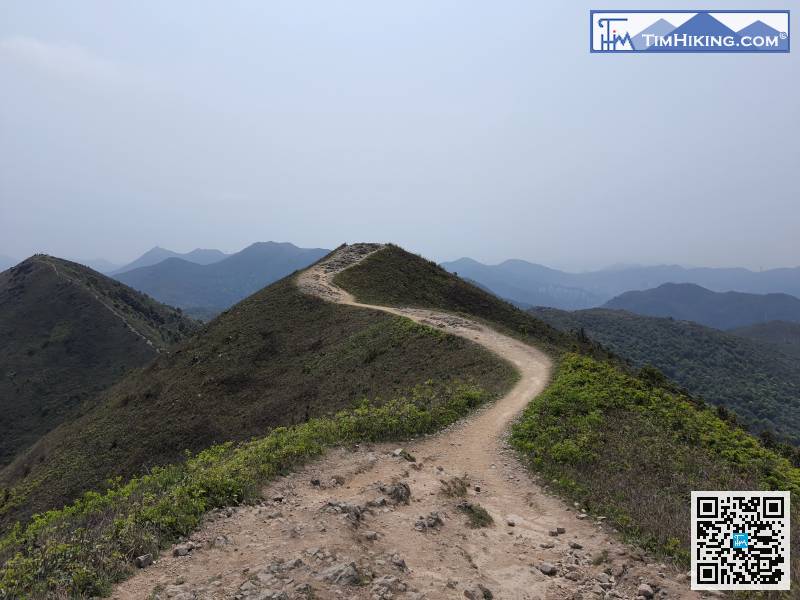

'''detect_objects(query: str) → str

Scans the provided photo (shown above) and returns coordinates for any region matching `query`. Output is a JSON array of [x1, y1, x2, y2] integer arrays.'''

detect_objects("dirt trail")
[[113, 244, 700, 600]]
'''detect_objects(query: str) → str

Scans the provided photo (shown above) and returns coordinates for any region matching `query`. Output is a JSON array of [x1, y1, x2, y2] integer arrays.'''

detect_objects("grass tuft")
[[456, 501, 493, 528]]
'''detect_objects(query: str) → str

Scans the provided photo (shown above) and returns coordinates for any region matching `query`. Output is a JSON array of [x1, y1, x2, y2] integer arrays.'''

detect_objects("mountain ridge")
[[0, 255, 198, 468], [604, 282, 800, 329], [115, 242, 329, 315]]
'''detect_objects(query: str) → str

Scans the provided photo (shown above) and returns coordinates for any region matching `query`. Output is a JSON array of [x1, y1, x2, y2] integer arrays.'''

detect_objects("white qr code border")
[[691, 491, 790, 591]]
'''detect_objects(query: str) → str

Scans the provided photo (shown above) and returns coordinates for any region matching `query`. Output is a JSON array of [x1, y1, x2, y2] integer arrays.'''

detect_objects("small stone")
[[538, 562, 557, 576], [320, 562, 361, 585], [363, 530, 379, 541], [463, 583, 493, 599], [172, 543, 192, 557], [390, 554, 407, 571], [569, 541, 583, 549], [556, 527, 566, 534], [134, 554, 152, 568], [507, 519, 516, 527], [380, 482, 411, 504], [637, 583, 654, 598], [548, 529, 559, 537]]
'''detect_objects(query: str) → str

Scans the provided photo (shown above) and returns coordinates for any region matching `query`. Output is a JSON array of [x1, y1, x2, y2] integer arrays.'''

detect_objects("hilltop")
[[0, 255, 197, 467], [531, 306, 800, 443], [116, 242, 329, 316], [604, 283, 800, 329], [112, 246, 230, 274], [0, 247, 515, 527]]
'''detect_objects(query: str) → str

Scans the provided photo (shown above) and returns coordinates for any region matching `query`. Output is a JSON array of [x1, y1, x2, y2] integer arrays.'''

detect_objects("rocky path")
[[113, 244, 700, 600]]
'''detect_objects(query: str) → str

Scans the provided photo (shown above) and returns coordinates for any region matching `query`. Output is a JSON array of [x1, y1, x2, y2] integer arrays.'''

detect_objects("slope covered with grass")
[[0, 256, 197, 467], [0, 383, 491, 598], [531, 307, 800, 443], [334, 244, 598, 356], [511, 354, 800, 588], [0, 268, 514, 529]]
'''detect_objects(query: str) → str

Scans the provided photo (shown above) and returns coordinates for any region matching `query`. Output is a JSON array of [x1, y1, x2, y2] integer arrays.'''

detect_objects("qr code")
[[692, 491, 791, 590]]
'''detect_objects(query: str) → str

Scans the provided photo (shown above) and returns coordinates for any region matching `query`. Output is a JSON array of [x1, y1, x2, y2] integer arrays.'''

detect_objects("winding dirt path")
[[112, 244, 699, 600]]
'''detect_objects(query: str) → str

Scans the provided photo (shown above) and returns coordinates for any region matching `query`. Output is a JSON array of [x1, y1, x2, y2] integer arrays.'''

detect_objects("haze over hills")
[[79, 258, 121, 274], [530, 306, 800, 443], [112, 246, 230, 275], [732, 320, 800, 358], [604, 283, 800, 330], [0, 255, 198, 468], [441, 257, 605, 309], [441, 257, 800, 310], [0, 255, 18, 272], [115, 242, 329, 317]]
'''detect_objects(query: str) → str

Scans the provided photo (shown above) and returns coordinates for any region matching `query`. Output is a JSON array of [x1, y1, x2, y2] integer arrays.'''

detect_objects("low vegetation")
[[0, 382, 493, 598], [510, 354, 800, 586], [456, 501, 493, 528], [732, 320, 800, 359], [531, 307, 800, 444], [334, 244, 606, 358], [0, 256, 197, 467], [0, 273, 514, 528]]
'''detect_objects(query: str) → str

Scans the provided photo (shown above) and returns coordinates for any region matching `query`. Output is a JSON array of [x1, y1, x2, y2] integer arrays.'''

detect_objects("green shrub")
[[511, 353, 800, 584]]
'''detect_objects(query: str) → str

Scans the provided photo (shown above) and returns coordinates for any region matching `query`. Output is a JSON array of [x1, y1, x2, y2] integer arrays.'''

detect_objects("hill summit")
[[0, 255, 198, 467], [603, 282, 800, 329]]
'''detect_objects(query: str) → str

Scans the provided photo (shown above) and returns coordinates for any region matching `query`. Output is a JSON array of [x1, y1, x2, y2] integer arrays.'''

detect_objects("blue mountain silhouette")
[[632, 18, 676, 50], [737, 20, 789, 51], [646, 12, 741, 51]]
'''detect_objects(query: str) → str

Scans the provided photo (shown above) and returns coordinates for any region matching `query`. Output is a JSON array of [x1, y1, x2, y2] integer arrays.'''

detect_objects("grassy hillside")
[[0, 266, 514, 528], [511, 354, 800, 589], [0, 382, 492, 598], [733, 320, 800, 359], [531, 307, 800, 444], [604, 282, 800, 330], [334, 244, 601, 356], [0, 256, 197, 467]]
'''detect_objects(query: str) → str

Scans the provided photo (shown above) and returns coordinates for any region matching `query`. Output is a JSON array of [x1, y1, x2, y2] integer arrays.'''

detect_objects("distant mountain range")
[[440, 257, 800, 311], [0, 255, 197, 467], [112, 246, 230, 274], [604, 283, 800, 330], [530, 306, 800, 443], [115, 242, 329, 315]]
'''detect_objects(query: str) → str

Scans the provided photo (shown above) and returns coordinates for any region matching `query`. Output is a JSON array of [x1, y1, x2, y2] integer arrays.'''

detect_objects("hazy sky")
[[1, 2, 797, 271]]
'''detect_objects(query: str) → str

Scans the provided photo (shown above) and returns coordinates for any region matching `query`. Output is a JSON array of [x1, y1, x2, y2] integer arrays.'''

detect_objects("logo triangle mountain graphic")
[[594, 10, 790, 53]]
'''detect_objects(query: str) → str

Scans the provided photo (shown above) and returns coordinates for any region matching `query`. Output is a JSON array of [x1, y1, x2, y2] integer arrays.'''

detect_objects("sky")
[[0, 2, 797, 272]]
